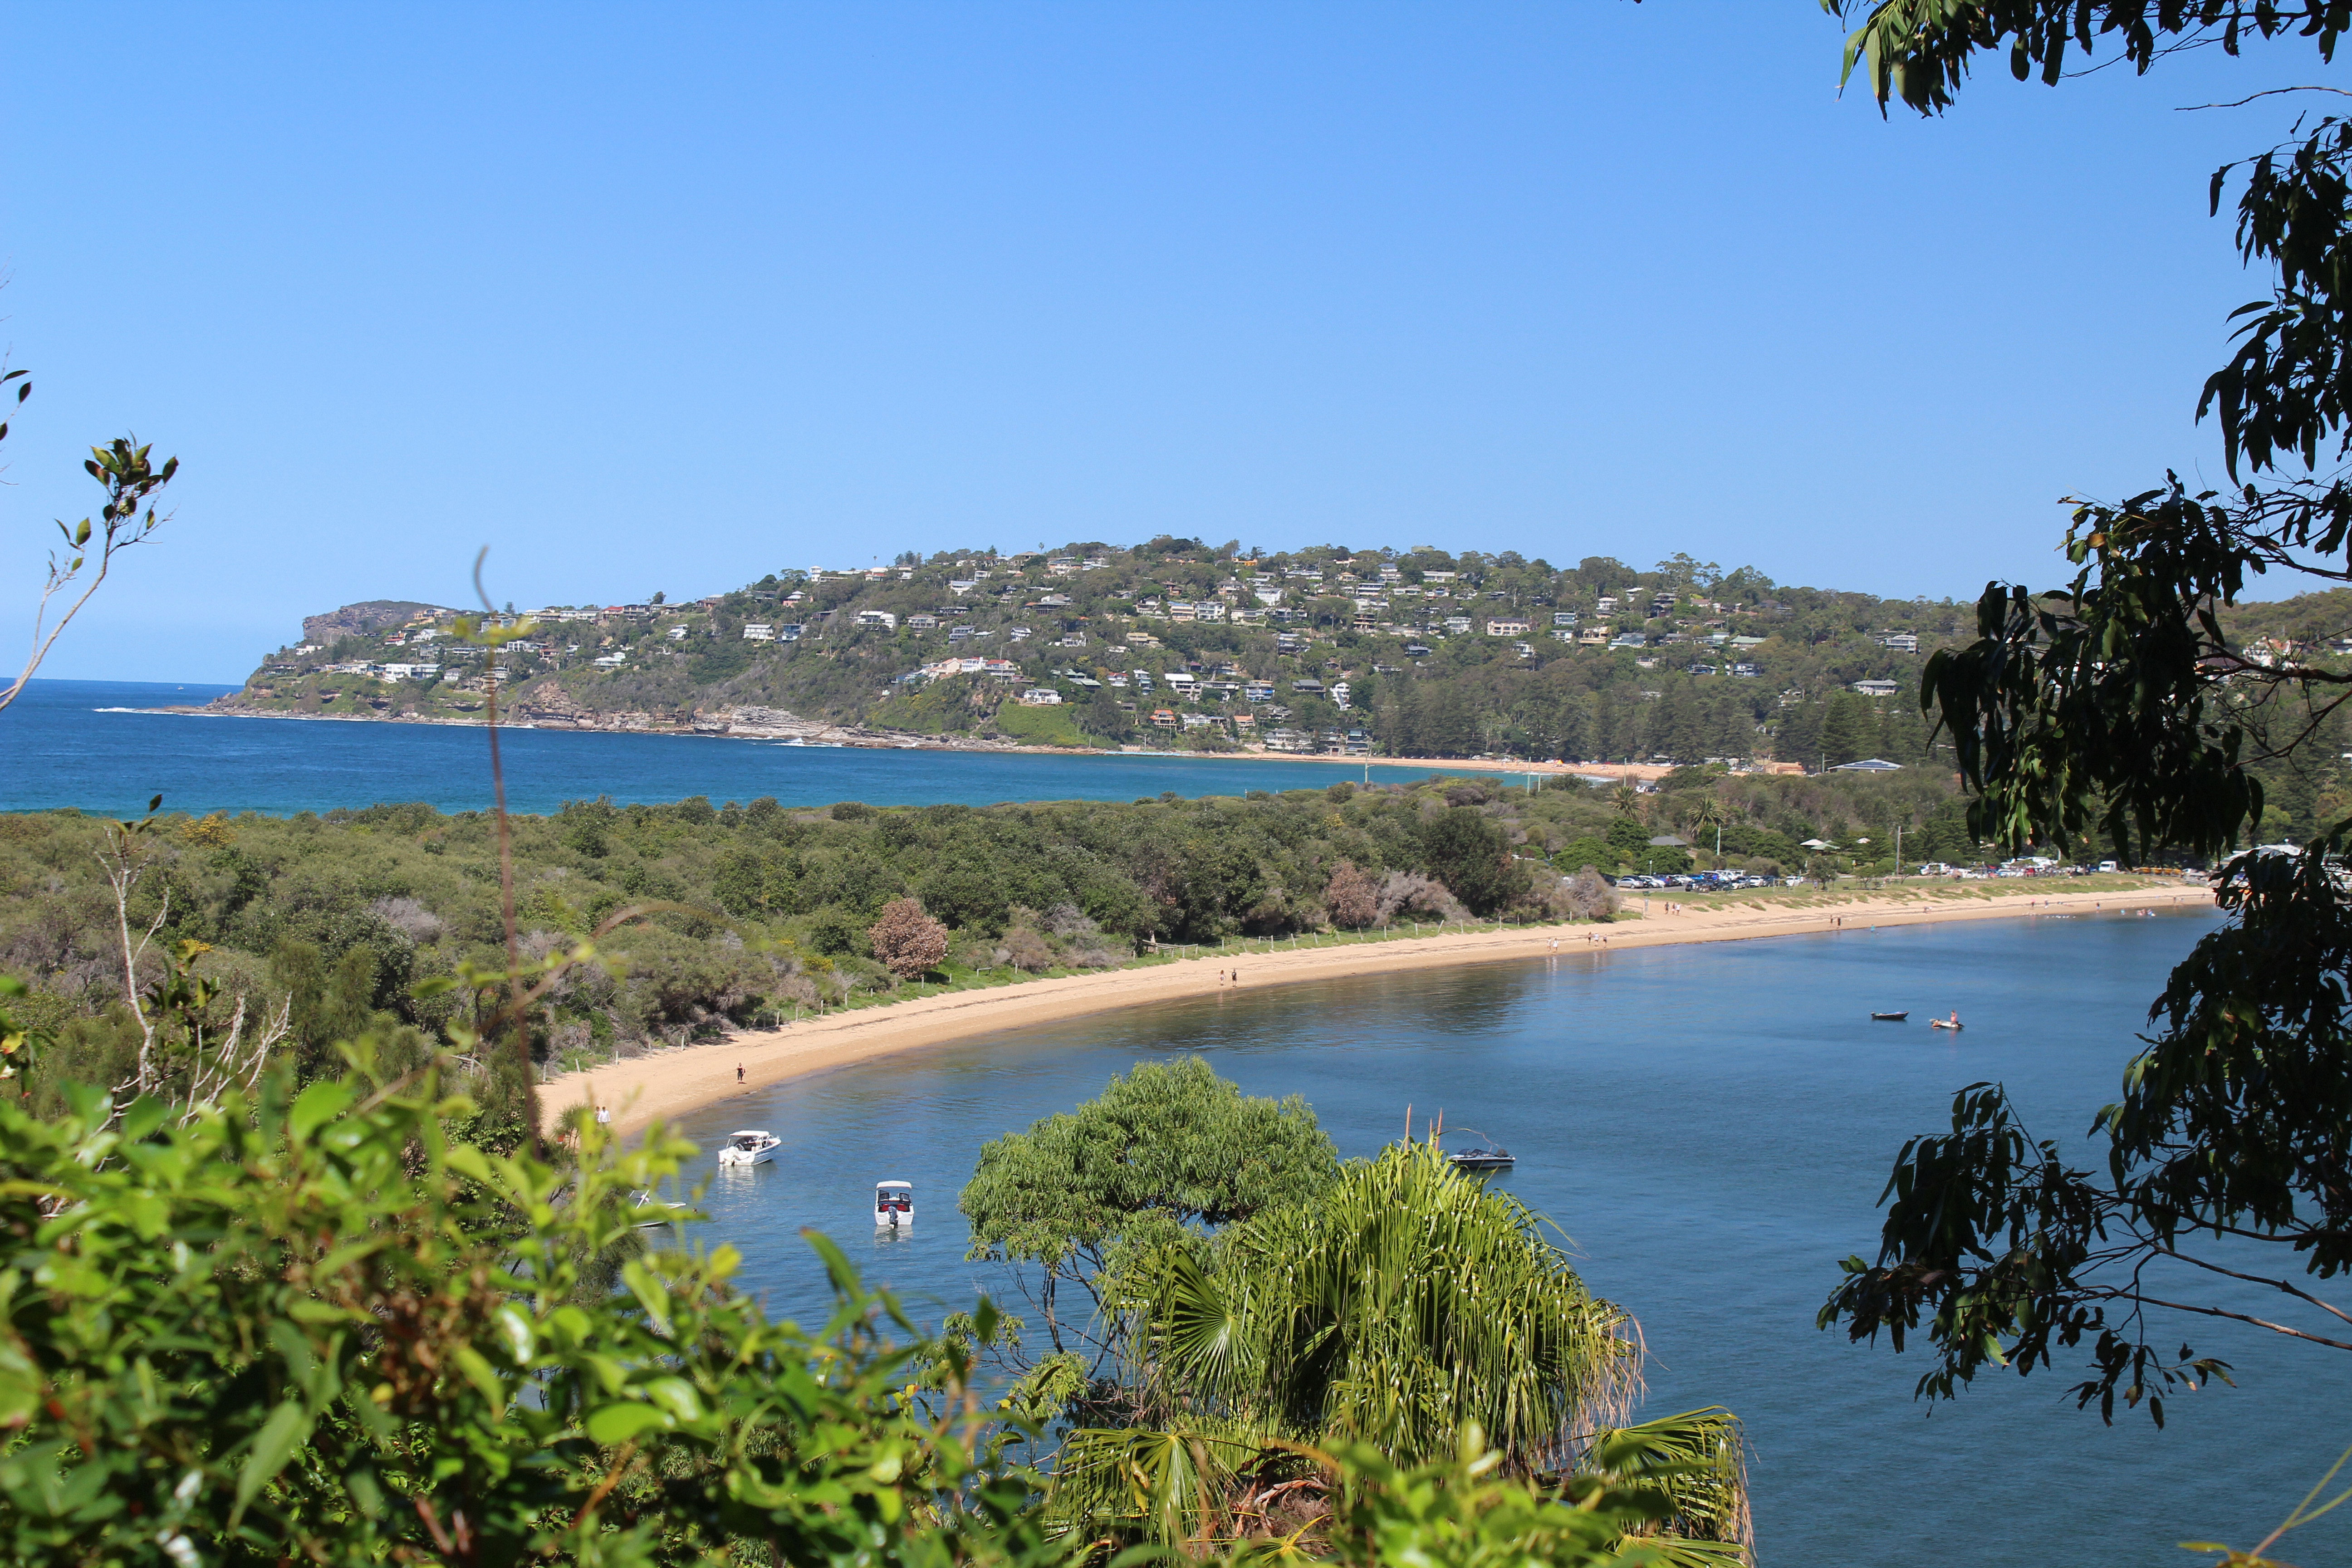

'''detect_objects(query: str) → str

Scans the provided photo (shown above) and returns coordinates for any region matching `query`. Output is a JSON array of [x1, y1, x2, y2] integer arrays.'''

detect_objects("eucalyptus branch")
[[0, 436, 179, 715], [2178, 84, 2352, 111], [2156, 1245, 2352, 1329], [2119, 1292, 2352, 1352]]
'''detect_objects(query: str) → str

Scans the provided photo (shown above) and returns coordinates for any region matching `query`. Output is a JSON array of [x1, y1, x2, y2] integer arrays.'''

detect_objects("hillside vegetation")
[[222, 541, 1988, 765], [1, 765, 1994, 1100]]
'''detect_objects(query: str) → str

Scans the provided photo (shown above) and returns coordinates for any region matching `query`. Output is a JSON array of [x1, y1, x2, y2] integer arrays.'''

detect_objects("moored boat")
[[718, 1130, 781, 1166], [875, 1180, 915, 1229], [1871, 1011, 1909, 1022]]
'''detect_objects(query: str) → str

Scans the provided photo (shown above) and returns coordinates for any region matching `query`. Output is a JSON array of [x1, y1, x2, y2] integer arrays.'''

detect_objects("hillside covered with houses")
[[212, 541, 2352, 775]]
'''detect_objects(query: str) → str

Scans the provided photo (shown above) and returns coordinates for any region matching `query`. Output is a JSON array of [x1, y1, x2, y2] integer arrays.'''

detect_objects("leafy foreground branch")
[[1818, 0, 2352, 1433], [0, 1054, 1741, 1567]]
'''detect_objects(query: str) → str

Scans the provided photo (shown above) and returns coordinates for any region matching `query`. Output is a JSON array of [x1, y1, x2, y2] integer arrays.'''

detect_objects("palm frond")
[[1579, 1406, 1751, 1555]]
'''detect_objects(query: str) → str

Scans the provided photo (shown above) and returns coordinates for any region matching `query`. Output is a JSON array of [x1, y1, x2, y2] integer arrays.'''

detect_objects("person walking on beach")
[[736, 1063, 745, 1083]]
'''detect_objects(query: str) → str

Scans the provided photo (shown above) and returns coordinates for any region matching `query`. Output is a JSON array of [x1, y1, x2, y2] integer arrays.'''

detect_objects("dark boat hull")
[[1871, 1011, 1909, 1021]]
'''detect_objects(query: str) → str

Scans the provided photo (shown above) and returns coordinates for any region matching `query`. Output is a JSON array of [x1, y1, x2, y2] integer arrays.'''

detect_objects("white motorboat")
[[717, 1130, 781, 1166], [874, 1180, 914, 1230]]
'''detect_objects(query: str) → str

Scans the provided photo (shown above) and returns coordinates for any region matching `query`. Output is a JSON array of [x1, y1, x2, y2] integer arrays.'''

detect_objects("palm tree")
[[1611, 779, 1642, 821], [1687, 794, 1726, 865], [1047, 1143, 1748, 1560]]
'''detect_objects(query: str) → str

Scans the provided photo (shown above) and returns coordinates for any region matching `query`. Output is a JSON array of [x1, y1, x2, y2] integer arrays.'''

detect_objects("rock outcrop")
[[302, 601, 454, 646]]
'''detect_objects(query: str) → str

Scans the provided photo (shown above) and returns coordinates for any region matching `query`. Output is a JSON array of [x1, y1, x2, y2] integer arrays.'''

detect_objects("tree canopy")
[[1820, 0, 2352, 1430], [1043, 1142, 1750, 1562], [959, 1057, 1340, 1359]]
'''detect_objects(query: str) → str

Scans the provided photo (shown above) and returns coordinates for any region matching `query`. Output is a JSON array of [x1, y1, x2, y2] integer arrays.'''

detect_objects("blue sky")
[[2, 4, 2335, 680]]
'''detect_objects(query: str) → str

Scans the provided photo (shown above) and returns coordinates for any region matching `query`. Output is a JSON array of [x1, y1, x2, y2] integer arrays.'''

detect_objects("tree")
[[1816, 692, 1874, 768], [1563, 867, 1621, 919], [959, 1057, 1340, 1362], [1605, 815, 1654, 864], [1324, 859, 1380, 928], [1048, 1142, 1749, 1559], [1558, 833, 1622, 872], [1820, 0, 2352, 1427], [867, 894, 949, 978], [0, 368, 181, 713], [1419, 807, 1529, 916]]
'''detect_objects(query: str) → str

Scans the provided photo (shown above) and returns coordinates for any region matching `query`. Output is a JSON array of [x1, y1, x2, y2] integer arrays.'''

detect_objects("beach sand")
[[545, 882, 2213, 1139]]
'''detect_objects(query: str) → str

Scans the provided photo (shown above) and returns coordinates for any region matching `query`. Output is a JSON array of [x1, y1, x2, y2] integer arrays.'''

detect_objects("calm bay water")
[[0, 680, 1465, 817], [661, 907, 2349, 1568]]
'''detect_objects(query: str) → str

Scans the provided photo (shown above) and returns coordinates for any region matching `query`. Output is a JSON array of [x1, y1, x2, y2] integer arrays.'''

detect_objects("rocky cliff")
[[302, 601, 454, 646]]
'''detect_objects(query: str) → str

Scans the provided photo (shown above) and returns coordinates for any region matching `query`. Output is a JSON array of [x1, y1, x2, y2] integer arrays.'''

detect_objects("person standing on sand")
[[736, 1063, 744, 1083]]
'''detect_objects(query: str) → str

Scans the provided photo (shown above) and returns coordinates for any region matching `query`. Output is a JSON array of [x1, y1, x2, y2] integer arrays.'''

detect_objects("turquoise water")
[[662, 907, 2350, 1567], [0, 680, 1467, 817]]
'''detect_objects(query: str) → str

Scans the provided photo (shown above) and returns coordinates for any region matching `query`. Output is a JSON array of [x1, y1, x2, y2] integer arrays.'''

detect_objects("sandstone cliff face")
[[302, 601, 453, 646]]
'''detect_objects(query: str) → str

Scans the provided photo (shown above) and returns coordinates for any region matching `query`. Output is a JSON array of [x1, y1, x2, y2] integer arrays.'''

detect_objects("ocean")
[[663, 908, 2349, 1568], [0, 679, 1494, 817]]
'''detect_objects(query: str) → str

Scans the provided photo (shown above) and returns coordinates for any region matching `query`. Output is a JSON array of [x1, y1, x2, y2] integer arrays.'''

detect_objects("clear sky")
[[2, 4, 2335, 680]]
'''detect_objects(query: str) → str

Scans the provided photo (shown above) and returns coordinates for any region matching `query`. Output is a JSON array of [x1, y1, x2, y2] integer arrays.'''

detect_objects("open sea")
[[0, 679, 1473, 817], [9, 679, 2337, 1562]]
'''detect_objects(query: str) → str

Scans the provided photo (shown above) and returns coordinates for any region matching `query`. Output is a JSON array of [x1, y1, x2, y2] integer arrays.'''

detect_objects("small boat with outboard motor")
[[874, 1180, 915, 1229], [1443, 1126, 1515, 1171], [717, 1130, 782, 1166], [1928, 1012, 1965, 1032]]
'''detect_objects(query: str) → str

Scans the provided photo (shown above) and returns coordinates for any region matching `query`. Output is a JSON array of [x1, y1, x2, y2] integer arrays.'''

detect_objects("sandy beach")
[[546, 881, 2213, 1138]]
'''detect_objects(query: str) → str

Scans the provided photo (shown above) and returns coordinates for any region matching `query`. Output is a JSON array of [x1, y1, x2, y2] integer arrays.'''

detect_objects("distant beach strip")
[[549, 881, 2215, 1139]]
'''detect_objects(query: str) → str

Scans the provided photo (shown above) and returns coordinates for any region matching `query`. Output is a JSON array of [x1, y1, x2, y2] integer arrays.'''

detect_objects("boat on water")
[[1929, 1015, 1965, 1032], [717, 1130, 782, 1166], [874, 1180, 915, 1229], [1871, 1011, 1909, 1022], [1447, 1145, 1515, 1171]]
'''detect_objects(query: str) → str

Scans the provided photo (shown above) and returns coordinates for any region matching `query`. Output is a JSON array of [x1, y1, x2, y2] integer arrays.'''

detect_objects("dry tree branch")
[[2159, 1245, 2352, 1330], [2177, 84, 2352, 111]]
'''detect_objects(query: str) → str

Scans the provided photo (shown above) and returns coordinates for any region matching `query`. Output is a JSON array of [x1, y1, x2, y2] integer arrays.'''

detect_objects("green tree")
[[1558, 833, 1621, 872], [1816, 692, 1874, 767], [1821, 0, 2352, 1427], [1605, 816, 1654, 863], [959, 1057, 1340, 1362], [1420, 808, 1530, 916], [1049, 1143, 1749, 1560]]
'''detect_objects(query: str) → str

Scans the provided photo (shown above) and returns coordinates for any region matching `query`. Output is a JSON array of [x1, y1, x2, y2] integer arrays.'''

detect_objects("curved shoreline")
[[548, 882, 2214, 1139]]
